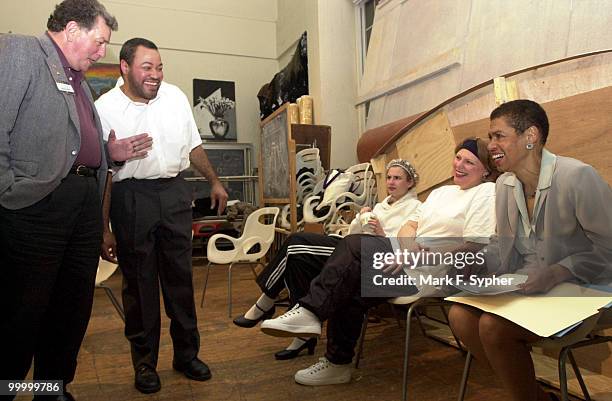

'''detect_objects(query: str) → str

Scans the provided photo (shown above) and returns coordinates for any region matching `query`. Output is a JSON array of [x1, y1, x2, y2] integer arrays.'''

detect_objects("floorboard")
[[13, 260, 589, 400]]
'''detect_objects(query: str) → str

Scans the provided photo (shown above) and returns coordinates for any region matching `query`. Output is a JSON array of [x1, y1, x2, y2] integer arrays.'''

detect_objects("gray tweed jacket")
[[0, 33, 108, 209]]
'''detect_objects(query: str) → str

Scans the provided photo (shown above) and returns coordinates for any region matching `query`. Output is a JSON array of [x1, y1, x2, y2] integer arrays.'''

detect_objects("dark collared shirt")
[[47, 33, 100, 168]]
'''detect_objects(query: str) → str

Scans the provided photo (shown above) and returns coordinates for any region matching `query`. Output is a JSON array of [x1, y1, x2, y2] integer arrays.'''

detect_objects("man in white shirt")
[[95, 38, 228, 394]]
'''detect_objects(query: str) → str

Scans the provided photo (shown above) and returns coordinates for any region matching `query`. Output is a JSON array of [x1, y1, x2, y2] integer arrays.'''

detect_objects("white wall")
[[1, 0, 362, 169], [316, 0, 359, 168], [276, 0, 359, 169], [0, 0, 279, 159]]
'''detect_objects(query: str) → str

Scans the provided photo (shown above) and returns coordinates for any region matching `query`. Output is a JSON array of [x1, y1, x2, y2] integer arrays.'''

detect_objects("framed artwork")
[[85, 63, 120, 100], [193, 79, 237, 142]]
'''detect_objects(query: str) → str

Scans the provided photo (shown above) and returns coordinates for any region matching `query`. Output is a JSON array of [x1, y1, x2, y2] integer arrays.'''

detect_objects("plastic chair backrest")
[[296, 148, 322, 175], [96, 258, 119, 286], [236, 207, 280, 260], [242, 207, 278, 239], [345, 163, 375, 203]]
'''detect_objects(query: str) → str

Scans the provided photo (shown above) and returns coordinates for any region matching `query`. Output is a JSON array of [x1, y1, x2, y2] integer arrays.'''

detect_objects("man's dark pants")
[[110, 176, 199, 370], [0, 174, 102, 397]]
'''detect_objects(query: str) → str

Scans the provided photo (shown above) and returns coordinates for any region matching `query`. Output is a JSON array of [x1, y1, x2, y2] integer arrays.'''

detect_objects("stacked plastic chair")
[[279, 148, 326, 230], [303, 162, 377, 233]]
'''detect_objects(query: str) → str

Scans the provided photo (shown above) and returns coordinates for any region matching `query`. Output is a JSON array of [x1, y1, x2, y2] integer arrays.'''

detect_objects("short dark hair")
[[47, 0, 118, 32], [490, 99, 549, 144], [119, 38, 159, 66]]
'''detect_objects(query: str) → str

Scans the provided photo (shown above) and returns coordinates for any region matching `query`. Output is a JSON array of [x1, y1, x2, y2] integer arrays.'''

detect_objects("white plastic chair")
[[96, 258, 125, 321], [200, 207, 280, 317], [296, 148, 323, 180]]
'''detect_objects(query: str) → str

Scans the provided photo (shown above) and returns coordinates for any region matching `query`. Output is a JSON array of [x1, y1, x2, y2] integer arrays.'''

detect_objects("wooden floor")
[[18, 260, 555, 401]]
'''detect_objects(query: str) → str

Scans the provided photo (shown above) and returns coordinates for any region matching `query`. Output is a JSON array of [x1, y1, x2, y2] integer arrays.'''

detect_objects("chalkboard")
[[184, 143, 252, 202], [205, 148, 245, 177], [260, 105, 291, 200]]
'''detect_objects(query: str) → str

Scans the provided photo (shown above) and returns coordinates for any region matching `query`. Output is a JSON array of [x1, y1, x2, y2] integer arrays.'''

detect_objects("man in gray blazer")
[[0, 1, 150, 399]]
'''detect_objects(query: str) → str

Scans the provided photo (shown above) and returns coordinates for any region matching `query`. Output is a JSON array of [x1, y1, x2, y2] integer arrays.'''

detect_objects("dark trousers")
[[300, 234, 392, 365], [0, 175, 102, 394], [255, 232, 339, 305], [111, 176, 199, 369]]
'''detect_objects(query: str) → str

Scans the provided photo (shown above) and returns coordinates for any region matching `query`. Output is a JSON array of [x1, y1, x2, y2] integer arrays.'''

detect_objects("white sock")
[[286, 337, 307, 351], [244, 294, 275, 320], [286, 337, 306, 351]]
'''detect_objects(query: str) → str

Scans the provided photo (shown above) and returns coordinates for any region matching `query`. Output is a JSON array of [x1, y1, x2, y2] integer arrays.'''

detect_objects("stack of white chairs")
[[303, 162, 377, 233], [279, 148, 325, 230]]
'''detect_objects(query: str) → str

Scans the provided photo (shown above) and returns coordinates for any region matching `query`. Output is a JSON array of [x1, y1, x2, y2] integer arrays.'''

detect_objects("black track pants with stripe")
[[255, 232, 339, 305]]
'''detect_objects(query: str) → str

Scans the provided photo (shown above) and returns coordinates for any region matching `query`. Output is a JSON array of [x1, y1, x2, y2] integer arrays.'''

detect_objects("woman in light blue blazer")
[[449, 100, 612, 401]]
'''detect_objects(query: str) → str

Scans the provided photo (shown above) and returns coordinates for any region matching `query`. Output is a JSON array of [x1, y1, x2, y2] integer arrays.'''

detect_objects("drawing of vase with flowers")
[[195, 95, 235, 139]]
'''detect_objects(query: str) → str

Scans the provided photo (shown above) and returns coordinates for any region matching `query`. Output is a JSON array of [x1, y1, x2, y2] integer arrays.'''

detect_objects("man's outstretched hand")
[[107, 129, 153, 162]]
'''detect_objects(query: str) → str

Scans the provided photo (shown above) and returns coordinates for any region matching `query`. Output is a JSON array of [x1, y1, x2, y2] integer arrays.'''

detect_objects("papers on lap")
[[446, 282, 612, 337]]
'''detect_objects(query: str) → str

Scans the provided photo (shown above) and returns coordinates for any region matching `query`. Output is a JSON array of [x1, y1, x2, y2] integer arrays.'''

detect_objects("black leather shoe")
[[274, 337, 317, 360], [135, 364, 161, 394], [233, 305, 275, 328], [173, 357, 212, 381]]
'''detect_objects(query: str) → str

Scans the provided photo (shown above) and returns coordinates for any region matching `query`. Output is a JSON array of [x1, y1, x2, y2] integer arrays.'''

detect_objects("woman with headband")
[[233, 159, 422, 360], [260, 137, 499, 386]]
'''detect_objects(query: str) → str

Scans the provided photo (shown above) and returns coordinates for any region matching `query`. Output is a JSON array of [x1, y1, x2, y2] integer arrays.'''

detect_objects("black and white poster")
[[193, 79, 237, 142]]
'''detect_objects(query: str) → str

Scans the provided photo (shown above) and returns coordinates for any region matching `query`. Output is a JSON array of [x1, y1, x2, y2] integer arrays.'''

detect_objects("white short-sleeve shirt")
[[95, 82, 202, 181], [415, 182, 496, 246]]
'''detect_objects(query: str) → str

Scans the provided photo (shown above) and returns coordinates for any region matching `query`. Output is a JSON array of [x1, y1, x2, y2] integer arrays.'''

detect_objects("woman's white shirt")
[[348, 190, 421, 237]]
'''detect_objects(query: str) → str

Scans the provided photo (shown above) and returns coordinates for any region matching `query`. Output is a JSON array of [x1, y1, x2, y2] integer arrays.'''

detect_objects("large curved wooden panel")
[[366, 50, 612, 199], [356, 114, 421, 162]]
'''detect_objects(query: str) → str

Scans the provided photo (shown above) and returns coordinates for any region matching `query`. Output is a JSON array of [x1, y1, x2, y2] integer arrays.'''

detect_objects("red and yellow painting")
[[85, 63, 120, 100]]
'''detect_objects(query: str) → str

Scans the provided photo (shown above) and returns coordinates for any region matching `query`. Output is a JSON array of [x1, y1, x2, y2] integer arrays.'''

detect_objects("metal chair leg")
[[401, 301, 421, 401], [439, 304, 463, 350], [354, 310, 370, 369], [200, 262, 212, 308], [555, 333, 612, 401], [558, 347, 570, 401], [458, 351, 473, 401], [227, 262, 235, 318], [567, 349, 592, 401], [101, 284, 125, 322]]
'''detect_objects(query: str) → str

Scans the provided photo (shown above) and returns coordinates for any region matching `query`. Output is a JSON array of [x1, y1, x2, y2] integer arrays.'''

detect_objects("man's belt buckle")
[[75, 165, 89, 176]]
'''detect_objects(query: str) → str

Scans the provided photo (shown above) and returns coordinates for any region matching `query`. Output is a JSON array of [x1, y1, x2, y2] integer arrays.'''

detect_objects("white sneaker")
[[260, 305, 322, 337], [294, 357, 352, 386]]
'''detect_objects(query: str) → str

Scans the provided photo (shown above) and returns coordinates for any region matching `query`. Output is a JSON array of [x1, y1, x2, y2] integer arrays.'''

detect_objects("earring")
[[526, 143, 534, 150]]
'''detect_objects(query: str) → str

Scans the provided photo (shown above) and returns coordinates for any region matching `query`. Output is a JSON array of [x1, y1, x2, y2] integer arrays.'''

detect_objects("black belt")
[[69, 165, 98, 177]]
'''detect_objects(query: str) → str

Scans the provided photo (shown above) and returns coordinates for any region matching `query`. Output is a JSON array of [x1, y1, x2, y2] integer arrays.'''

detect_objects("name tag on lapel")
[[56, 82, 75, 94]]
